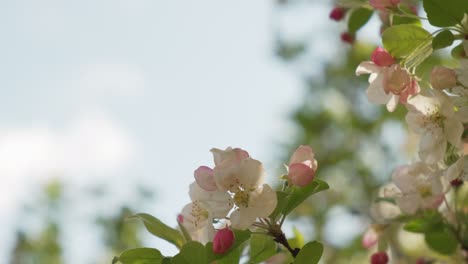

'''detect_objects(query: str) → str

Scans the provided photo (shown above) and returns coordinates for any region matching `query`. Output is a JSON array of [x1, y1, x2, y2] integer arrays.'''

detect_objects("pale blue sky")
[[0, 0, 305, 262]]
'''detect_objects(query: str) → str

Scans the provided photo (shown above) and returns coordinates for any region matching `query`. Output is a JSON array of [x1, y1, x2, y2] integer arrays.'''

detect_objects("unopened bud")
[[212, 228, 235, 254], [371, 47, 394, 67], [450, 178, 463, 187], [371, 252, 389, 264], [430, 66, 457, 90], [341, 32, 354, 44], [329, 7, 346, 21]]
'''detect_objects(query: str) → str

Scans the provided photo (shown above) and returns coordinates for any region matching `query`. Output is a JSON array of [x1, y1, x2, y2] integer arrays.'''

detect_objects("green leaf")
[[282, 179, 329, 217], [452, 43, 467, 59], [130, 213, 185, 249], [249, 234, 277, 263], [115, 248, 164, 264], [432, 30, 455, 50], [403, 35, 433, 69], [172, 241, 210, 264], [393, 5, 421, 26], [423, 0, 466, 27], [382, 25, 432, 58], [404, 218, 431, 233], [294, 241, 323, 264], [424, 225, 458, 255], [269, 191, 289, 220], [347, 8, 373, 33]]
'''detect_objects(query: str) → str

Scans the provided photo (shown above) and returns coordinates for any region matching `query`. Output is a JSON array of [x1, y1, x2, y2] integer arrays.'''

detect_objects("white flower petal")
[[406, 95, 439, 115], [237, 158, 265, 190], [444, 118, 463, 147], [189, 182, 232, 218], [230, 209, 257, 230], [366, 72, 392, 104], [247, 184, 277, 218], [386, 95, 399, 112], [419, 130, 446, 164], [356, 61, 381, 75]]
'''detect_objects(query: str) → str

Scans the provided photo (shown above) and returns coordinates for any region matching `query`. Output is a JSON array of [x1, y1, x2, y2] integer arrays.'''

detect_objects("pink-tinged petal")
[[194, 166, 217, 191], [430, 194, 444, 209], [444, 118, 463, 147], [289, 145, 315, 164], [362, 228, 378, 249], [371, 47, 395, 67], [396, 194, 420, 214], [212, 228, 235, 254], [288, 163, 315, 187], [356, 61, 381, 75]]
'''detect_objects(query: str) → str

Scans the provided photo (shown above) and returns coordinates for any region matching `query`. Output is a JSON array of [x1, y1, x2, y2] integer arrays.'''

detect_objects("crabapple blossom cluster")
[[329, 0, 468, 262], [114, 146, 327, 264]]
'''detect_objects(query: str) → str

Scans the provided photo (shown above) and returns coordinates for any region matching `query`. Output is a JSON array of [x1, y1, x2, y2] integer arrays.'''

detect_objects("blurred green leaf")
[[294, 241, 323, 264], [347, 8, 373, 33], [282, 179, 329, 217], [172, 242, 209, 264], [270, 191, 289, 220], [423, 0, 466, 27], [424, 225, 458, 255], [249, 234, 277, 263], [114, 248, 164, 264], [382, 25, 432, 58], [451, 43, 466, 59], [130, 213, 185, 249], [403, 218, 431, 233]]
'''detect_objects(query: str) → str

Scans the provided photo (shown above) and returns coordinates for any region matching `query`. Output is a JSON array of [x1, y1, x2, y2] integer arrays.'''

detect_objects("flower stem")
[[272, 231, 300, 258]]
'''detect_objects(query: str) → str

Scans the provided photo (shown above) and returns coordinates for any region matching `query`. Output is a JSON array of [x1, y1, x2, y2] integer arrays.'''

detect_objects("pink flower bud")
[[370, 0, 400, 11], [362, 228, 378, 249], [370, 252, 389, 264], [212, 228, 235, 254], [341, 32, 354, 44], [329, 7, 346, 21], [371, 47, 394, 67], [430, 66, 457, 90], [177, 214, 184, 223], [288, 145, 318, 187]]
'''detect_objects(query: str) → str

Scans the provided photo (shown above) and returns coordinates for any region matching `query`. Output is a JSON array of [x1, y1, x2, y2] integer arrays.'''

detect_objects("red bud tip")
[[371, 252, 389, 264], [329, 7, 346, 21]]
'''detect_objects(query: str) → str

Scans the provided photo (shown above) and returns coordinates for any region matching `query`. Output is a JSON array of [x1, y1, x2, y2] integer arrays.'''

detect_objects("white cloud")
[[0, 112, 135, 212]]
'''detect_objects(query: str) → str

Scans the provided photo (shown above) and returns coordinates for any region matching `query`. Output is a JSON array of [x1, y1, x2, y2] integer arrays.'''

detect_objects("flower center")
[[233, 190, 250, 208], [417, 185, 432, 198], [191, 201, 209, 227]]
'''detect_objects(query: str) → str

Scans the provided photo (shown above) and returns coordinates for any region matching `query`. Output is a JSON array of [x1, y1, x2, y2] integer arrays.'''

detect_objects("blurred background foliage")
[[7, 0, 459, 263], [273, 0, 455, 263]]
